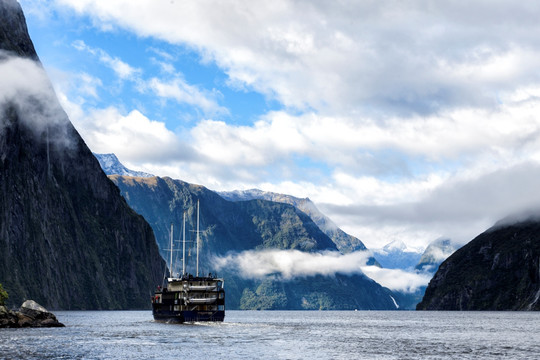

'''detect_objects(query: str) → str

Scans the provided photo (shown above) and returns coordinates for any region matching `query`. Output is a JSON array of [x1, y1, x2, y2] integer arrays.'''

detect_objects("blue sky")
[[16, 0, 540, 250]]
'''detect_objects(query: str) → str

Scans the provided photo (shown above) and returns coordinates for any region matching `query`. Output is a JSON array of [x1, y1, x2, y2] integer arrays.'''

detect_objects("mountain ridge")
[[219, 188, 380, 265], [109, 174, 400, 310], [96, 153, 380, 264]]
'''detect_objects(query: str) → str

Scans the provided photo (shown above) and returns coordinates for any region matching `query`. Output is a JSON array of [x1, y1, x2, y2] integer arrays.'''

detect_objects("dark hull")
[[152, 307, 225, 323]]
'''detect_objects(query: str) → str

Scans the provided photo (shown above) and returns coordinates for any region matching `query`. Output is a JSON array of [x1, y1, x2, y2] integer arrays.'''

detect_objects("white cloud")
[[60, 100, 189, 164], [214, 249, 430, 293], [23, 0, 540, 252], [0, 51, 72, 147], [72, 40, 141, 80], [214, 249, 371, 280], [146, 77, 228, 116], [53, 0, 540, 116], [48, 68, 102, 101], [360, 266, 432, 293]]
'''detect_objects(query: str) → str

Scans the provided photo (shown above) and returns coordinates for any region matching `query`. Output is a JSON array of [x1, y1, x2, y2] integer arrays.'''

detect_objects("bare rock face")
[[0, 0, 166, 309], [0, 300, 64, 327], [0, 0, 38, 60], [417, 217, 540, 311]]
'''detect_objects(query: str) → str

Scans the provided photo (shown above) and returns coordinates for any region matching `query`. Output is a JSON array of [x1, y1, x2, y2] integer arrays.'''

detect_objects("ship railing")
[[185, 285, 217, 291], [186, 296, 217, 304]]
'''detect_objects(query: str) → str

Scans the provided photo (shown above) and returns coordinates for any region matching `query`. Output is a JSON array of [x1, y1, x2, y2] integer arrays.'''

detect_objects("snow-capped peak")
[[93, 153, 154, 178]]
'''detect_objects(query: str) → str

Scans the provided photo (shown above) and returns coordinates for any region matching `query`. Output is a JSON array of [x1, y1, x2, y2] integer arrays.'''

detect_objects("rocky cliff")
[[417, 216, 540, 310], [0, 0, 165, 309]]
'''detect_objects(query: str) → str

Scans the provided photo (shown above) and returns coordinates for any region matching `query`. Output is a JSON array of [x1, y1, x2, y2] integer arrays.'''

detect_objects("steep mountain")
[[415, 238, 458, 272], [0, 0, 165, 310], [417, 215, 540, 310], [219, 189, 379, 265], [372, 240, 423, 270], [94, 153, 153, 178], [109, 175, 399, 310]]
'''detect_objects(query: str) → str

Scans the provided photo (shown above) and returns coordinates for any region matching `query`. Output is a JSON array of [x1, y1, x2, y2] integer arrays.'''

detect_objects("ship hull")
[[152, 308, 225, 323]]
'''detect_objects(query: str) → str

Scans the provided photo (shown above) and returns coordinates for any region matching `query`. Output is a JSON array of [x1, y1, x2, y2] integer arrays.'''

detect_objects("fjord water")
[[1, 311, 538, 359]]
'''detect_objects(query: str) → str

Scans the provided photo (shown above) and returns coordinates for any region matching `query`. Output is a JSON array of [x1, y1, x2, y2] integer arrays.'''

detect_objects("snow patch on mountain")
[[372, 240, 424, 270], [93, 153, 153, 177]]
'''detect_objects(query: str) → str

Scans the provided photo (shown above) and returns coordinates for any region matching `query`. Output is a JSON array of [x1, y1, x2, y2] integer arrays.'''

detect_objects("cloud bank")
[[18, 0, 540, 250], [0, 51, 71, 147], [53, 0, 540, 117], [214, 249, 430, 293]]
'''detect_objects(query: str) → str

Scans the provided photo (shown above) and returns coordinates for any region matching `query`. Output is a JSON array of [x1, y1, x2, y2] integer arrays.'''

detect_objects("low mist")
[[0, 50, 72, 148], [214, 249, 432, 293]]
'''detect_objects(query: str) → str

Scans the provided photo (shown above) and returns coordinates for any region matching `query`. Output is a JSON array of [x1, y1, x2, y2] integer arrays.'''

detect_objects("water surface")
[[1, 310, 539, 359]]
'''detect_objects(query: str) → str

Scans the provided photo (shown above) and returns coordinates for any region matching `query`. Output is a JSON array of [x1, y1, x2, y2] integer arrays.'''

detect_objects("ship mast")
[[196, 199, 200, 277], [182, 211, 186, 276], [169, 223, 174, 278]]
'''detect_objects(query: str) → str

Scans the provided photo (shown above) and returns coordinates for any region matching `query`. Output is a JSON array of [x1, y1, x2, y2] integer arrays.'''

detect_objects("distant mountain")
[[415, 238, 458, 272], [94, 153, 153, 177], [417, 215, 540, 310], [219, 189, 379, 265], [0, 0, 165, 310], [109, 175, 400, 310], [372, 240, 423, 270]]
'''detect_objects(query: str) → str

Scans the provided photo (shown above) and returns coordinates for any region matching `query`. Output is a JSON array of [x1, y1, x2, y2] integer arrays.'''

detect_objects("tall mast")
[[182, 212, 186, 276], [169, 223, 174, 278], [196, 199, 200, 277]]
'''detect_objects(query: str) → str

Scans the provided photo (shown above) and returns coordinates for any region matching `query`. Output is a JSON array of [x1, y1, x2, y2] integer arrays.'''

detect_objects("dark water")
[[1, 310, 539, 359]]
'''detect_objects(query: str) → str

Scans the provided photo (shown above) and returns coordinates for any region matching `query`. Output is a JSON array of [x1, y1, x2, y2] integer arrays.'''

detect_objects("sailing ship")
[[152, 200, 225, 323]]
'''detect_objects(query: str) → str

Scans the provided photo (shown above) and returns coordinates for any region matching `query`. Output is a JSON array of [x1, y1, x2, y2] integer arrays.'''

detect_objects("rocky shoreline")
[[0, 300, 64, 328]]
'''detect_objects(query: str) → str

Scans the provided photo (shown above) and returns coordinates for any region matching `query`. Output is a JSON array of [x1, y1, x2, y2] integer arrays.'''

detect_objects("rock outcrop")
[[417, 216, 540, 310], [0, 0, 165, 309], [0, 300, 64, 328]]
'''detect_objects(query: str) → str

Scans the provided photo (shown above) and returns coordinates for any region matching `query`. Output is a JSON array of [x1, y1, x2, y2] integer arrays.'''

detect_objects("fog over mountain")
[[415, 238, 459, 273], [372, 240, 423, 270]]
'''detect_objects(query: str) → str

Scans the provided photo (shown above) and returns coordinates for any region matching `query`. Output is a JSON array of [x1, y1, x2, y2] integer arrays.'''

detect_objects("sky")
[[16, 0, 540, 251]]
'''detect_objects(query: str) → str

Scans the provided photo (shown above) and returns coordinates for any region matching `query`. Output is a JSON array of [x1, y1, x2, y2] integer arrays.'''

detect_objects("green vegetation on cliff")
[[110, 175, 399, 310], [0, 283, 7, 306]]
